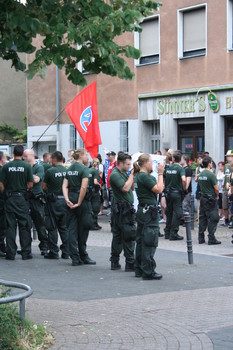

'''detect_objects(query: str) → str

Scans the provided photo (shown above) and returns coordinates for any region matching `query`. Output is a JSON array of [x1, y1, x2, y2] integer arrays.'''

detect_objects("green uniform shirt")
[[135, 172, 157, 206], [65, 162, 89, 190], [32, 162, 44, 195], [41, 161, 52, 173], [88, 168, 99, 187], [165, 164, 185, 192], [44, 165, 67, 195], [198, 169, 217, 196], [0, 166, 4, 205], [0, 159, 33, 193], [223, 163, 232, 190], [109, 167, 133, 204]]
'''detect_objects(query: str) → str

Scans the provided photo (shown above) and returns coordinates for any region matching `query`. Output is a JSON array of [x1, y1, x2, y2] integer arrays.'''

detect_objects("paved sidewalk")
[[1, 212, 233, 349]]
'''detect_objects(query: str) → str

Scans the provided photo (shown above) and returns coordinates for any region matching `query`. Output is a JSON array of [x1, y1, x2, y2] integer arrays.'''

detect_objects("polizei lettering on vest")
[[67, 171, 79, 176], [55, 172, 67, 177], [8, 167, 25, 172], [166, 170, 177, 174]]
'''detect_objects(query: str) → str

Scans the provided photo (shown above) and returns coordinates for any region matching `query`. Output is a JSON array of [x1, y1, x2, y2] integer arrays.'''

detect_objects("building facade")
[[27, 0, 233, 163]]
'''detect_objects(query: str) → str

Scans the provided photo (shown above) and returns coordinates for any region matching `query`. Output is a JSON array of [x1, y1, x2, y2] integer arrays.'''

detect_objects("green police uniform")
[[198, 170, 220, 244], [88, 167, 101, 229], [66, 162, 94, 264], [41, 161, 52, 173], [164, 164, 185, 240], [109, 167, 136, 270], [29, 162, 48, 253], [44, 165, 69, 258], [0, 165, 6, 253], [135, 172, 160, 278], [0, 159, 33, 259]]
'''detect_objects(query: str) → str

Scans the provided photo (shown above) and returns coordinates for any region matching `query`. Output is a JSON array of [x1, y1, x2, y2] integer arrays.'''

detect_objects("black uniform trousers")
[[67, 192, 94, 263], [0, 198, 6, 251], [164, 191, 183, 239], [110, 203, 135, 265], [46, 197, 69, 256], [135, 206, 159, 277], [29, 197, 48, 252], [199, 196, 219, 242], [5, 195, 31, 258]]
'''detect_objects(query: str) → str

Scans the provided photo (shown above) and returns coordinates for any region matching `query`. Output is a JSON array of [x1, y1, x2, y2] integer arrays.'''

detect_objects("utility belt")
[[166, 188, 185, 201], [46, 193, 65, 202], [5, 191, 26, 198], [115, 201, 135, 223], [139, 204, 158, 220], [28, 191, 46, 204], [89, 185, 100, 193], [68, 188, 92, 201], [202, 194, 216, 208]]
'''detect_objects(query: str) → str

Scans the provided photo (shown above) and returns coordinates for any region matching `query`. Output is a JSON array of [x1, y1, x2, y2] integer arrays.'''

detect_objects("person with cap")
[[109, 152, 136, 271], [198, 156, 221, 245], [221, 150, 233, 227], [62, 148, 96, 266], [164, 151, 186, 240], [0, 151, 6, 257], [106, 151, 117, 206], [133, 153, 164, 280], [23, 149, 49, 255], [42, 151, 69, 259], [0, 145, 34, 260]]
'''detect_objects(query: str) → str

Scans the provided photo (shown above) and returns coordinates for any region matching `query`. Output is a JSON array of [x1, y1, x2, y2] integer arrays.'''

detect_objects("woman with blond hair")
[[134, 154, 164, 280]]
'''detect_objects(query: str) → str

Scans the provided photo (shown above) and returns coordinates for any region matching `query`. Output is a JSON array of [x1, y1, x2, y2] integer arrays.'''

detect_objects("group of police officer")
[[0, 145, 225, 280]]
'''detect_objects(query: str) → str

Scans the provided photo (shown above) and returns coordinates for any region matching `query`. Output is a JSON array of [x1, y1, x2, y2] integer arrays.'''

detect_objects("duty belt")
[[69, 189, 80, 193], [168, 189, 180, 193], [8, 192, 24, 197], [139, 204, 157, 214], [57, 195, 64, 199]]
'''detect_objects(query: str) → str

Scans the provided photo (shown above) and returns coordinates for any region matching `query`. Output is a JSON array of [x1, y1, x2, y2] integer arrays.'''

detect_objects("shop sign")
[[157, 96, 206, 115], [185, 144, 193, 149], [208, 91, 220, 113]]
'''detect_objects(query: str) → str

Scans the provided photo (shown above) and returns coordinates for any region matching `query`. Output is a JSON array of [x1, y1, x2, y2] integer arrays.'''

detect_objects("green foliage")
[[0, 0, 162, 86], [0, 303, 23, 349], [0, 115, 27, 143]]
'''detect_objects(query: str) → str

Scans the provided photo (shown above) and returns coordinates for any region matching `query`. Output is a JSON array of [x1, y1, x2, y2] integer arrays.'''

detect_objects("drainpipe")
[[56, 66, 60, 150]]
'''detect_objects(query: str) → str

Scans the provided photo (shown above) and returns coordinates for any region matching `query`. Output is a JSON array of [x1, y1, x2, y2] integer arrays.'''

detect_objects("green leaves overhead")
[[0, 0, 162, 86]]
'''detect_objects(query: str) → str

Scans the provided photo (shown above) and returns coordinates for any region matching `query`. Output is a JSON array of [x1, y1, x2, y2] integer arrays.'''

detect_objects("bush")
[[0, 302, 54, 350]]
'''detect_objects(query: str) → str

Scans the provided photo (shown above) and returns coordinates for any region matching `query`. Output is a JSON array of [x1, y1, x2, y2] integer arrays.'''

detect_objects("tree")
[[0, 0, 161, 86]]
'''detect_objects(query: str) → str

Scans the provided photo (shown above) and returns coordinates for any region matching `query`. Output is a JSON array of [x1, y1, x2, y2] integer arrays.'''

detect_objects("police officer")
[[0, 145, 33, 260], [198, 156, 221, 245], [62, 148, 96, 266], [109, 152, 136, 271], [42, 151, 69, 259], [89, 158, 101, 230], [23, 149, 48, 255], [41, 152, 52, 173], [164, 151, 186, 240], [0, 151, 6, 257], [134, 153, 164, 280]]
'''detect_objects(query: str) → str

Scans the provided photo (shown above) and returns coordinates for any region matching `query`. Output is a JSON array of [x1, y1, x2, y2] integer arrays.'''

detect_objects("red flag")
[[65, 81, 102, 158]]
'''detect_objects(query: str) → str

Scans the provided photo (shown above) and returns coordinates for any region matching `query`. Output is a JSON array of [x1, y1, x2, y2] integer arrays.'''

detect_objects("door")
[[178, 122, 205, 159], [225, 117, 233, 153]]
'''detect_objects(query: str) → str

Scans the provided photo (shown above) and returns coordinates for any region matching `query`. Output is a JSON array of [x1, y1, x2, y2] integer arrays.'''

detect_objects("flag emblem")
[[80, 106, 92, 132]]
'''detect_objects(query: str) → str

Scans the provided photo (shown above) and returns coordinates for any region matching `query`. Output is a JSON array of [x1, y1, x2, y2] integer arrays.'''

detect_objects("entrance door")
[[225, 117, 233, 153], [178, 122, 205, 159]]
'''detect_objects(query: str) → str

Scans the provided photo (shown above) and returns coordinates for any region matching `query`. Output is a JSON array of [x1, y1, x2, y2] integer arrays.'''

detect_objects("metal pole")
[[191, 194, 195, 230], [184, 212, 193, 264], [56, 66, 60, 150], [19, 298, 25, 321]]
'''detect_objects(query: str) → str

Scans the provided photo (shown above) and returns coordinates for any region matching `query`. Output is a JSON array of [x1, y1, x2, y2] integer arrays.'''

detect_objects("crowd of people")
[[0, 144, 232, 281]]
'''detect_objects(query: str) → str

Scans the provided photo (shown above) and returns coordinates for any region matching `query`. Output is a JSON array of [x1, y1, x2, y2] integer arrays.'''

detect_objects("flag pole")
[[31, 106, 66, 150]]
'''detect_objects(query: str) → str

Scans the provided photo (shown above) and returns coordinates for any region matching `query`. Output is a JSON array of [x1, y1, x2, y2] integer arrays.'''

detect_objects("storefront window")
[[150, 121, 160, 153], [178, 121, 204, 159], [225, 117, 233, 153]]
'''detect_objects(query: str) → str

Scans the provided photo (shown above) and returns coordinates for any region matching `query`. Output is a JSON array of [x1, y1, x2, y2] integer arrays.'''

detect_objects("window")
[[120, 121, 128, 152], [178, 5, 207, 59], [150, 122, 160, 153], [135, 16, 160, 65], [70, 124, 76, 149], [227, 0, 233, 50]]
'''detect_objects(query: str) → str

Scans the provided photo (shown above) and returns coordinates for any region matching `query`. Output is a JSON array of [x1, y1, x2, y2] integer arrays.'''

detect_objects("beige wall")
[[0, 54, 26, 129], [27, 0, 233, 125]]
